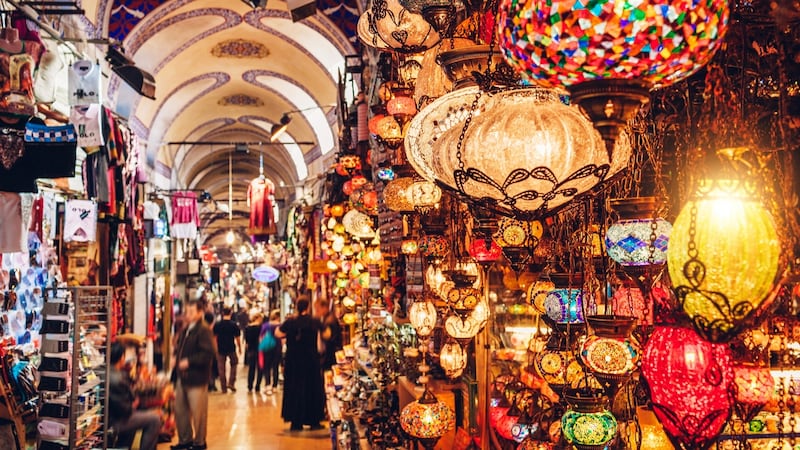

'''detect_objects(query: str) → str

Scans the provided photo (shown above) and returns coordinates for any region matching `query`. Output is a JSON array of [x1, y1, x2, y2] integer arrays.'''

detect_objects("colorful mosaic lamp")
[[668, 173, 781, 342], [543, 273, 591, 324], [560, 389, 618, 450], [498, 0, 729, 157], [732, 362, 774, 422], [580, 315, 640, 403], [400, 386, 455, 449], [605, 197, 671, 273], [641, 325, 733, 449]]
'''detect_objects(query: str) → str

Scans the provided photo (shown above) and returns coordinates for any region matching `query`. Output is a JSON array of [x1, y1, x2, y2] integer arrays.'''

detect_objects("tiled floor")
[[158, 366, 330, 450]]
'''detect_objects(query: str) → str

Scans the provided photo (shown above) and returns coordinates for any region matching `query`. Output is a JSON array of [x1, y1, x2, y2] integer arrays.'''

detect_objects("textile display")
[[247, 177, 277, 237], [63, 199, 97, 243], [170, 192, 199, 240]]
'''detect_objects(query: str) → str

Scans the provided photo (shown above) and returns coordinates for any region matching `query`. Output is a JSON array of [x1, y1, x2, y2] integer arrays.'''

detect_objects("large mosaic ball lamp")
[[498, 0, 730, 156], [400, 387, 455, 449]]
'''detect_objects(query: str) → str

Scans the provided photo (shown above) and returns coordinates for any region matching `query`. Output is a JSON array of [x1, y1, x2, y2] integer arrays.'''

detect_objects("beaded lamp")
[[605, 197, 671, 270], [498, 0, 729, 156], [668, 175, 780, 342], [641, 325, 734, 449]]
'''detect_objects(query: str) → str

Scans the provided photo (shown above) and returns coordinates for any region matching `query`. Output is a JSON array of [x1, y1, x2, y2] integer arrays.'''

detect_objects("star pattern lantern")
[[400, 387, 455, 449], [641, 325, 734, 449], [358, 0, 441, 54], [560, 389, 618, 450], [375, 115, 405, 149], [432, 88, 632, 219], [498, 0, 729, 156], [605, 197, 671, 273], [668, 176, 781, 342]]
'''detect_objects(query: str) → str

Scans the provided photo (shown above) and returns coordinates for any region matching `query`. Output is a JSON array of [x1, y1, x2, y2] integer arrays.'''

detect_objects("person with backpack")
[[259, 309, 282, 395]]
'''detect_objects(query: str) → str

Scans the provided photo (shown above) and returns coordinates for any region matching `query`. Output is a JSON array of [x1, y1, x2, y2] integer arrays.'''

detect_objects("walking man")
[[172, 299, 215, 450], [213, 306, 241, 393]]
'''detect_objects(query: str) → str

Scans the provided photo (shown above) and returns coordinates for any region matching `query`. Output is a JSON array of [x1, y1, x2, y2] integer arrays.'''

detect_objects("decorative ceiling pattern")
[[218, 94, 264, 107], [210, 39, 269, 58], [78, 0, 357, 247]]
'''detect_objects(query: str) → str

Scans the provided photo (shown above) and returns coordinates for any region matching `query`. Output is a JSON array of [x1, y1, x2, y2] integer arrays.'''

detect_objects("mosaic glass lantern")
[[560, 389, 618, 450], [409, 297, 438, 338], [419, 235, 449, 261], [358, 0, 441, 54], [498, 0, 729, 155], [446, 286, 482, 317], [468, 238, 503, 264], [605, 197, 671, 269], [732, 362, 774, 422], [444, 314, 482, 341], [368, 113, 386, 135], [401, 239, 419, 255], [342, 209, 375, 239], [400, 387, 455, 449], [387, 92, 418, 124], [528, 279, 555, 315], [668, 176, 780, 342], [641, 325, 733, 449], [350, 183, 378, 215], [408, 180, 442, 212], [375, 115, 405, 149], [384, 177, 415, 213], [533, 323, 585, 392], [439, 341, 467, 378], [432, 88, 632, 219], [377, 167, 396, 181], [543, 273, 591, 324], [580, 316, 640, 401], [330, 204, 345, 218]]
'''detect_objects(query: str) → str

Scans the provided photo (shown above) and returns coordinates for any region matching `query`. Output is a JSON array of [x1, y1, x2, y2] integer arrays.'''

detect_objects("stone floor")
[[157, 365, 331, 450]]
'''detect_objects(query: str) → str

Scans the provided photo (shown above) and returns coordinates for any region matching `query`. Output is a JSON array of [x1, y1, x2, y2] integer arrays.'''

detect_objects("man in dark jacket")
[[172, 299, 216, 450], [108, 342, 161, 450]]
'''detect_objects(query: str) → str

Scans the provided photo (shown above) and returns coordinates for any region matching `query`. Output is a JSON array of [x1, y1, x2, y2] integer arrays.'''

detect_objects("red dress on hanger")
[[248, 176, 277, 238]]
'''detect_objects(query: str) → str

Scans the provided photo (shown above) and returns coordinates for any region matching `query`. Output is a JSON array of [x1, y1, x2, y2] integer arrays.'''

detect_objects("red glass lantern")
[[343, 180, 354, 196], [732, 363, 774, 422], [350, 175, 368, 188], [641, 325, 733, 449], [468, 238, 503, 264]]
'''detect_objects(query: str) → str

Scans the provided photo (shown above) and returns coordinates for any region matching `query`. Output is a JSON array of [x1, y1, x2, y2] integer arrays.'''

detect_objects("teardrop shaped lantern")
[[667, 175, 781, 342], [641, 325, 733, 449]]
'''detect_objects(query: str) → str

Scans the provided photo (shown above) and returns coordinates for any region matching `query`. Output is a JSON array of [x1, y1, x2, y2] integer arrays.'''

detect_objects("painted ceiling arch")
[[76, 0, 357, 245]]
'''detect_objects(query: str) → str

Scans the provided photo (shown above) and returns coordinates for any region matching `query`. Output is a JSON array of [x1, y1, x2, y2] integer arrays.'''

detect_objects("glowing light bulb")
[[226, 230, 235, 245]]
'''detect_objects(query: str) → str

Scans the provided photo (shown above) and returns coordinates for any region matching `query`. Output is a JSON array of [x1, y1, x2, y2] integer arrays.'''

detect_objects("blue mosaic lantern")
[[543, 273, 591, 324], [605, 197, 671, 267]]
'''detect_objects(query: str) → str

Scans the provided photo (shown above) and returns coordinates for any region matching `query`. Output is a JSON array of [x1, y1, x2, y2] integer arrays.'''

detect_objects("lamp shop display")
[[324, 0, 800, 448]]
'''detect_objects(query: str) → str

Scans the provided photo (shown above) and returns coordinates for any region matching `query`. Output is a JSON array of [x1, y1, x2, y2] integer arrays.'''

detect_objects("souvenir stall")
[[315, 0, 800, 448]]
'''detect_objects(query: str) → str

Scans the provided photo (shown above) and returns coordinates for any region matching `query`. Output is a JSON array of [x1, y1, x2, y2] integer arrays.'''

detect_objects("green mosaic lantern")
[[561, 389, 617, 450]]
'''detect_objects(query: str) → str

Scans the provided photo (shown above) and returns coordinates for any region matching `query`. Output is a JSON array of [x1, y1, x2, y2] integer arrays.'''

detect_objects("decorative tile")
[[218, 94, 265, 107], [211, 39, 269, 58]]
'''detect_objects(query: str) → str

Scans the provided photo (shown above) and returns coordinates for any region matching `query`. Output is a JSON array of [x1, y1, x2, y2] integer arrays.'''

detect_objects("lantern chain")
[[777, 327, 788, 448]]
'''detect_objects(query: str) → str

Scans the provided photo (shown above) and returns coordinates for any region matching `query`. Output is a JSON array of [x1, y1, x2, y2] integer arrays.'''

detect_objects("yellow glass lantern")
[[439, 341, 467, 378], [384, 177, 415, 213], [668, 177, 780, 342], [409, 298, 438, 338]]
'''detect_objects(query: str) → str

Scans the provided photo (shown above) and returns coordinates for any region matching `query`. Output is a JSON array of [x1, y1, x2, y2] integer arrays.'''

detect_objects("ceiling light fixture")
[[269, 104, 337, 142]]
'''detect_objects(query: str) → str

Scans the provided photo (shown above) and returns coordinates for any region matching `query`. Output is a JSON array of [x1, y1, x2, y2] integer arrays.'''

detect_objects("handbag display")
[[23, 122, 77, 178]]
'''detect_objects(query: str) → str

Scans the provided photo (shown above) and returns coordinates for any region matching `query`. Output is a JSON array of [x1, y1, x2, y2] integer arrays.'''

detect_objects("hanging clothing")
[[63, 199, 97, 243], [171, 192, 199, 240], [68, 60, 101, 106], [0, 39, 43, 117], [70, 104, 104, 148], [0, 192, 25, 253], [247, 177, 277, 237]]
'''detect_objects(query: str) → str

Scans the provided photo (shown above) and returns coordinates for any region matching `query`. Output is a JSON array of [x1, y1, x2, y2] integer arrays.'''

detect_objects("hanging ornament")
[[668, 175, 781, 342], [605, 197, 671, 271], [543, 273, 592, 324], [731, 362, 774, 422], [560, 389, 618, 450], [641, 325, 733, 449], [580, 316, 640, 404], [468, 238, 503, 264]]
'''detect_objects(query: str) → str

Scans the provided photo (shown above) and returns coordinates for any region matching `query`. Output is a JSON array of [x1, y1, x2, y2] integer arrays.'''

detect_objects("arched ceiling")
[[77, 0, 360, 249]]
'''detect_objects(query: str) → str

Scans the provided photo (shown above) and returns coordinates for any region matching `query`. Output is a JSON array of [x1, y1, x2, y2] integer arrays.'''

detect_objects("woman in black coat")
[[274, 297, 326, 431]]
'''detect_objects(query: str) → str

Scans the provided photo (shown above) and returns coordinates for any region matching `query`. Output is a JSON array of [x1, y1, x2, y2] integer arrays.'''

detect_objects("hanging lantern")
[[350, 175, 368, 188], [409, 297, 438, 338], [401, 239, 419, 255], [343, 180, 355, 196], [412, 39, 473, 107], [432, 88, 632, 219], [342, 209, 375, 239], [543, 273, 591, 324], [358, 0, 441, 54], [408, 180, 442, 212], [498, 0, 729, 155], [400, 387, 455, 449], [398, 54, 424, 86], [609, 284, 666, 327], [533, 323, 585, 392], [468, 238, 503, 264], [369, 113, 386, 135], [444, 314, 482, 341], [377, 167, 396, 181], [339, 154, 362, 172], [496, 386, 526, 441], [605, 197, 672, 269], [641, 325, 733, 449], [528, 279, 555, 315], [418, 235, 449, 261], [439, 341, 467, 378], [732, 362, 774, 422], [350, 183, 379, 215], [668, 176, 781, 342], [560, 389, 618, 450], [580, 316, 640, 402], [387, 91, 418, 125], [330, 204, 345, 218], [375, 115, 405, 149], [384, 177, 415, 213], [446, 285, 481, 317], [425, 265, 452, 300]]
